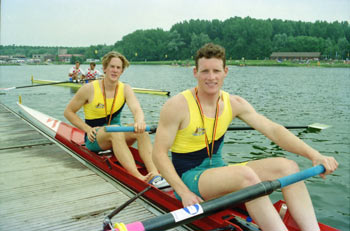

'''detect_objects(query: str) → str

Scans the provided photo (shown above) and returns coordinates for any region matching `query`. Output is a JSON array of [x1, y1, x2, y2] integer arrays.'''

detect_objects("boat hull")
[[17, 103, 339, 231]]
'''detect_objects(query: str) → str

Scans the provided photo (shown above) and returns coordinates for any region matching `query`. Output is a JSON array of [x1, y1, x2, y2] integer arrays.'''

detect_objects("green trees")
[[1, 17, 349, 61], [114, 29, 169, 61], [113, 17, 349, 60]]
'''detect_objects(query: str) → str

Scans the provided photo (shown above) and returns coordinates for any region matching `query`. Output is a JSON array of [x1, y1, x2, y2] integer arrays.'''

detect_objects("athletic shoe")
[[149, 175, 170, 189]]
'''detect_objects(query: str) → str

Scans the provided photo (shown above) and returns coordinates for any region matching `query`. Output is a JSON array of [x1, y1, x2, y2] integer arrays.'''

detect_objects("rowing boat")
[[17, 103, 338, 231], [31, 77, 170, 96]]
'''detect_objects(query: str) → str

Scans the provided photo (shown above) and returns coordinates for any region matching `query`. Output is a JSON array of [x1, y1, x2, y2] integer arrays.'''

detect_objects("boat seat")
[[97, 149, 113, 156]]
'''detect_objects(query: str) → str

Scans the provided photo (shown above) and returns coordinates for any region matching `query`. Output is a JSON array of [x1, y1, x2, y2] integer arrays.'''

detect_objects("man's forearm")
[[271, 124, 321, 160], [65, 111, 90, 133]]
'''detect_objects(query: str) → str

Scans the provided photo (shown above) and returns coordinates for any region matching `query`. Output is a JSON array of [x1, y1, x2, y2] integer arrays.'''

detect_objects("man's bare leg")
[[247, 158, 320, 231], [97, 130, 151, 181], [199, 165, 287, 230]]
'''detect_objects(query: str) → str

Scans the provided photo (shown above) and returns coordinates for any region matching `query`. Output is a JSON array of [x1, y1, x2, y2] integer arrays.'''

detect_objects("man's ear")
[[224, 66, 228, 78], [193, 67, 198, 79]]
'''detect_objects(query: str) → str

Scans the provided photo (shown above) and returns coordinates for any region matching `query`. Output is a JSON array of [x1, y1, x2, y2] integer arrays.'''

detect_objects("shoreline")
[[1, 60, 349, 68], [131, 59, 350, 68]]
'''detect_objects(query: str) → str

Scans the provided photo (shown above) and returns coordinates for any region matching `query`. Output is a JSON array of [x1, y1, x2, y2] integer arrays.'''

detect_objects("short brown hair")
[[195, 43, 226, 69], [102, 51, 130, 70]]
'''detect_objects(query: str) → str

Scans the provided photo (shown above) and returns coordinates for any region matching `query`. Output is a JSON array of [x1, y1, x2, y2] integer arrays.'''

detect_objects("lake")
[[0, 64, 349, 229]]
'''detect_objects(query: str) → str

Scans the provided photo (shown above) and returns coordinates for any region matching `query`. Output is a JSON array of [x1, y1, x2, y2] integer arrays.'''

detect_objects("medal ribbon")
[[194, 87, 220, 159], [102, 79, 119, 125]]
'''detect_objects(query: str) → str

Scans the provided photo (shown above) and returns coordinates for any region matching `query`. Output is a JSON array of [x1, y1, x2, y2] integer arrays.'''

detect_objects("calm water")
[[0, 64, 349, 229]]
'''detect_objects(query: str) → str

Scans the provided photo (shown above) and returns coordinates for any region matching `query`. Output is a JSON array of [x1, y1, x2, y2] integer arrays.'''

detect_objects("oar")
[[103, 185, 153, 231], [108, 165, 325, 231], [105, 126, 154, 133], [226, 123, 330, 131], [132, 87, 171, 96], [104, 123, 330, 134], [0, 81, 73, 91]]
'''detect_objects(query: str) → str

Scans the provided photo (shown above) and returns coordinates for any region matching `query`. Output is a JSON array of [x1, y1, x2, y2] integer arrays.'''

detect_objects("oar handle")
[[105, 126, 155, 133], [278, 165, 325, 188]]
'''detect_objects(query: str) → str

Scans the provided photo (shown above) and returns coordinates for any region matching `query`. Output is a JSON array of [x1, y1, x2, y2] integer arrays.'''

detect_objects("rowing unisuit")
[[84, 80, 125, 127], [171, 89, 233, 177]]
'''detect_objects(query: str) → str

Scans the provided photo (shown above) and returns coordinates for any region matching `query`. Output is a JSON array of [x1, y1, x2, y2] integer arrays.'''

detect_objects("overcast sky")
[[1, 0, 349, 47]]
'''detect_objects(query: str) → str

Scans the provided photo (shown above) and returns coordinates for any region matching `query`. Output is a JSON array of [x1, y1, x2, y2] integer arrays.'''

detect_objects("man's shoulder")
[[228, 94, 249, 106], [163, 92, 187, 110], [80, 81, 94, 92]]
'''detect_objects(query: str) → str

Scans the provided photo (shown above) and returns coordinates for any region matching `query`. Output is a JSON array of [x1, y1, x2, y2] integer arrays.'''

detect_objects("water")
[[1, 64, 349, 229]]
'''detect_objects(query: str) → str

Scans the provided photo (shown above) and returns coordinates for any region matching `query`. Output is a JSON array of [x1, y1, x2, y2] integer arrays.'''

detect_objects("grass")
[[130, 59, 350, 68]]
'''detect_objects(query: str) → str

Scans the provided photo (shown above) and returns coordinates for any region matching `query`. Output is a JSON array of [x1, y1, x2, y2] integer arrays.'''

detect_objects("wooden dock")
[[0, 104, 189, 231]]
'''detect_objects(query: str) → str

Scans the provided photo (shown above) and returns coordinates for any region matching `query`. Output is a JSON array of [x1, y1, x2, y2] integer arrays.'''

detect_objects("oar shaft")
[[104, 126, 155, 133], [141, 181, 279, 231], [2, 81, 73, 90], [228, 125, 308, 131], [105, 125, 313, 134], [117, 165, 325, 231]]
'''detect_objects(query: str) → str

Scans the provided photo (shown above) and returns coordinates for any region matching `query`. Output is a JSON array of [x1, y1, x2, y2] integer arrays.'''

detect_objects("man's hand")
[[312, 154, 339, 179], [133, 121, 147, 133], [180, 191, 204, 208], [87, 127, 99, 142]]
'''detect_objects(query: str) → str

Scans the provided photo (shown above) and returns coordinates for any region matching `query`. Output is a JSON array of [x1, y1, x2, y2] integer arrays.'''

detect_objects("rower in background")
[[68, 60, 85, 82], [85, 62, 102, 82]]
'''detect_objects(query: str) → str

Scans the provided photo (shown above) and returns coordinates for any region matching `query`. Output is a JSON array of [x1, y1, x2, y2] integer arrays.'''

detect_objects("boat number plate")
[[170, 204, 204, 222]]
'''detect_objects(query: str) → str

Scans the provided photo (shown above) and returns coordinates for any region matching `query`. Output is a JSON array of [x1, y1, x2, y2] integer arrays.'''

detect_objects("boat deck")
[[0, 103, 188, 231]]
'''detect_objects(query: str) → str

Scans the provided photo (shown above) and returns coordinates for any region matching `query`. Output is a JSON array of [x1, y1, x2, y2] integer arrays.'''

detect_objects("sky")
[[1, 0, 349, 47]]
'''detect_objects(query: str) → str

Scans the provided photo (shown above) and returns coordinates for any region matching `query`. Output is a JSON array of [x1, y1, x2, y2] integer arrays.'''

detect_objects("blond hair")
[[102, 51, 130, 70]]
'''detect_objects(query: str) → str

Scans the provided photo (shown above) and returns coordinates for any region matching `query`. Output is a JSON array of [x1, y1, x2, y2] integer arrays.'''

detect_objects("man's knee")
[[276, 157, 300, 176], [135, 132, 150, 140], [231, 166, 261, 188], [109, 132, 126, 143]]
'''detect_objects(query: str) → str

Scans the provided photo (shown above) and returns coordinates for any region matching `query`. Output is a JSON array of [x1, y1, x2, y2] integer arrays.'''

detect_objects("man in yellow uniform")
[[152, 43, 338, 230], [64, 51, 165, 185]]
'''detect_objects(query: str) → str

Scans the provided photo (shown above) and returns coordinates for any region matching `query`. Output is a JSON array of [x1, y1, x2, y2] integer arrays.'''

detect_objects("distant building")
[[58, 54, 84, 63], [0, 55, 26, 64], [86, 58, 100, 63], [32, 54, 55, 62], [270, 52, 321, 60], [0, 55, 11, 62]]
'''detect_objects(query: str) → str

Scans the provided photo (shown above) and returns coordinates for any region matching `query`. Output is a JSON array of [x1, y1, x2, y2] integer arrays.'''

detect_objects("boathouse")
[[270, 52, 321, 60]]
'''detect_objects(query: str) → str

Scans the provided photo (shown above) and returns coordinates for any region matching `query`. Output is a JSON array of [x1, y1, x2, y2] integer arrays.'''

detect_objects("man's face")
[[103, 57, 123, 82], [194, 57, 228, 94]]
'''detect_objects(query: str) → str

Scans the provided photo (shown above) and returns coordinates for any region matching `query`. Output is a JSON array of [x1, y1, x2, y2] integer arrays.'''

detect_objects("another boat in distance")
[[31, 76, 170, 96]]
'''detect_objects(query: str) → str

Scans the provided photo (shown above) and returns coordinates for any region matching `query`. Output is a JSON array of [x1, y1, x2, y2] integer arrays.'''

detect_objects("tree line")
[[1, 17, 349, 62]]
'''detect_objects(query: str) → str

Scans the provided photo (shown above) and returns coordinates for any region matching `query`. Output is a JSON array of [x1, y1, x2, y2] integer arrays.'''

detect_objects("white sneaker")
[[149, 175, 170, 189]]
